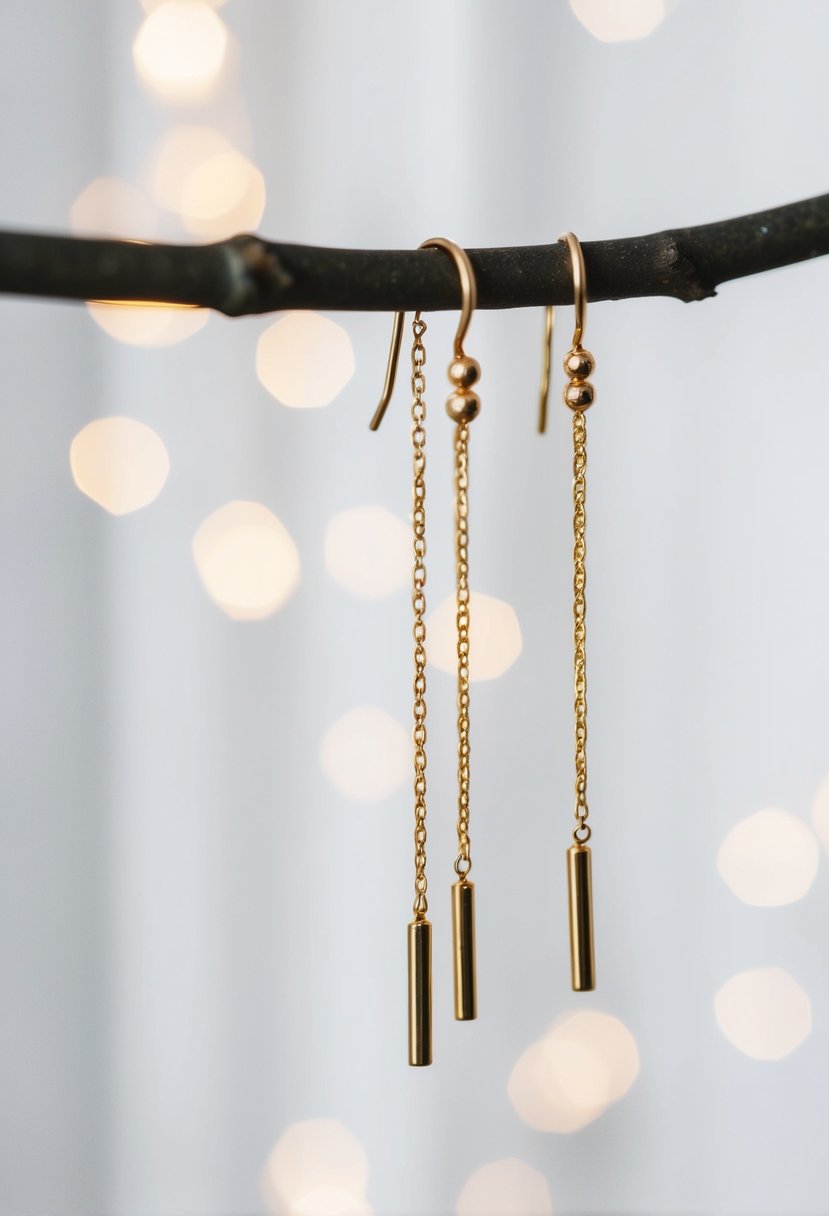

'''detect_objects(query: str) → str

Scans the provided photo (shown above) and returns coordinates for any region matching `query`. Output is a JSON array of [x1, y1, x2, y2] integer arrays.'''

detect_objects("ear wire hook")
[[538, 303, 555, 435], [560, 230, 587, 347], [537, 231, 588, 433], [370, 310, 406, 431], [370, 237, 477, 430]]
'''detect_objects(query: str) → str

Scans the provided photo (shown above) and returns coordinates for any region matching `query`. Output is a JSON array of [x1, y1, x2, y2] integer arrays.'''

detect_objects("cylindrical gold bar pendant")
[[408, 919, 432, 1066], [567, 844, 595, 992], [451, 880, 477, 1020]]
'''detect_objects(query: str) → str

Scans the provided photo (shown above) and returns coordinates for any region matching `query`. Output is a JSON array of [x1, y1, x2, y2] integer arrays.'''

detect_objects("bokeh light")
[[714, 967, 812, 1061], [70, 177, 157, 239], [456, 1159, 552, 1216], [810, 771, 829, 856], [509, 1011, 639, 1134], [86, 300, 208, 347], [179, 150, 265, 237], [142, 0, 227, 9], [192, 501, 300, 620], [320, 707, 409, 803], [291, 1190, 372, 1216], [548, 1010, 639, 1103], [257, 313, 356, 409], [717, 808, 819, 907], [569, 0, 666, 42], [149, 125, 265, 238], [428, 591, 522, 681], [133, 2, 228, 102], [70, 417, 169, 515], [324, 507, 410, 599], [509, 1040, 602, 1134], [151, 126, 231, 209], [262, 1119, 370, 1216]]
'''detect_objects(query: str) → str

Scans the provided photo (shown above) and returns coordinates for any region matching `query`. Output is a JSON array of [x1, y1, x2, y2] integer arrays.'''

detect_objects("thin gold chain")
[[454, 420, 472, 878], [411, 314, 429, 919], [572, 408, 591, 844]]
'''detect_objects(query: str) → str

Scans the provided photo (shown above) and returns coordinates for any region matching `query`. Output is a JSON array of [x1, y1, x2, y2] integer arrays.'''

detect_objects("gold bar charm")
[[567, 844, 595, 992], [408, 919, 432, 1066], [451, 880, 477, 1021]]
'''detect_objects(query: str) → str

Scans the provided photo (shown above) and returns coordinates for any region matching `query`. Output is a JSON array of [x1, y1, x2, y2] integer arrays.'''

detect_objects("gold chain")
[[411, 315, 429, 919], [572, 408, 591, 844], [454, 420, 472, 877]]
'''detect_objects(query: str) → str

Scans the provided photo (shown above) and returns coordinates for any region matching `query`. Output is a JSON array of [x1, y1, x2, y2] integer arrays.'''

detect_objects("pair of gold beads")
[[448, 346, 594, 417], [445, 355, 482, 421], [563, 346, 596, 412]]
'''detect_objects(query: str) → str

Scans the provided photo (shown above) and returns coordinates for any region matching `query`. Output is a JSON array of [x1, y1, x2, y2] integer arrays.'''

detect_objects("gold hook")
[[537, 303, 555, 435], [370, 311, 406, 431], [537, 231, 588, 434], [370, 237, 478, 430], [561, 231, 587, 347]]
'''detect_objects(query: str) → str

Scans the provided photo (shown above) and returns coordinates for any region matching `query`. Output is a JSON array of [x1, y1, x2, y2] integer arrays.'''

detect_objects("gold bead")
[[563, 380, 594, 411], [448, 356, 481, 389], [563, 347, 595, 379], [446, 390, 481, 422]]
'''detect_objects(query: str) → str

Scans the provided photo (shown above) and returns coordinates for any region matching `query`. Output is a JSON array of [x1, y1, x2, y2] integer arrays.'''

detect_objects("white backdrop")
[[3, 2, 829, 1214]]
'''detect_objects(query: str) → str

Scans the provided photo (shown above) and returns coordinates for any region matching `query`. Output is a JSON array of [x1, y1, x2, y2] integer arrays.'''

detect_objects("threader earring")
[[431, 239, 481, 1027], [372, 237, 481, 1065], [539, 232, 597, 993], [372, 300, 433, 1066]]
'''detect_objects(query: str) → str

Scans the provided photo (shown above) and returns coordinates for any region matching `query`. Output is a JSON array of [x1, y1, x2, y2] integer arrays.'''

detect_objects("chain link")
[[411, 315, 429, 919], [572, 408, 591, 844], [454, 420, 473, 878]]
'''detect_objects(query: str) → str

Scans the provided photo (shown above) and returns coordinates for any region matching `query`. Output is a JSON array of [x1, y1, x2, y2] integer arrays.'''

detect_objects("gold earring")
[[372, 238, 480, 1063], [541, 232, 597, 992], [422, 238, 480, 1026], [372, 267, 434, 1066]]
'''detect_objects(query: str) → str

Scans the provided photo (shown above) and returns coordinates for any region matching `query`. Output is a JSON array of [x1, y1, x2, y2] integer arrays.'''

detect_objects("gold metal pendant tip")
[[567, 844, 595, 992], [451, 880, 477, 1021], [408, 918, 433, 1065]]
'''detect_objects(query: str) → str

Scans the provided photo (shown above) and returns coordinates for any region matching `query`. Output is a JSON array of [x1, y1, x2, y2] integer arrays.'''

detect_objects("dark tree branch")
[[1, 193, 828, 317]]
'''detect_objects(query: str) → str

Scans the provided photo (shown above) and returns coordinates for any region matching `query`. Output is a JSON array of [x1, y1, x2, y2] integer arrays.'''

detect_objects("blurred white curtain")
[[4, 2, 829, 1214]]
